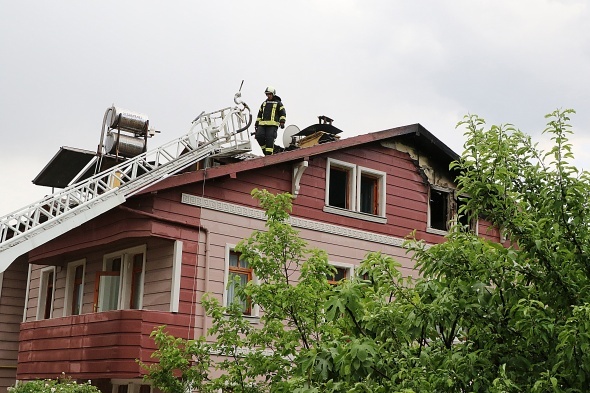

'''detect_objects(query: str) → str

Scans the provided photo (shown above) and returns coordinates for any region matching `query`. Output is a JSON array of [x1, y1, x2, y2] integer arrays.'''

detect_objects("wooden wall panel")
[[17, 310, 190, 382], [24, 238, 181, 322], [198, 208, 417, 285], [0, 258, 27, 392], [28, 210, 156, 263], [143, 238, 174, 312]]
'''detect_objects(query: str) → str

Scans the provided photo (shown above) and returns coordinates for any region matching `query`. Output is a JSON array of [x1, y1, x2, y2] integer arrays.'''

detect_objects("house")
[[0, 105, 504, 393]]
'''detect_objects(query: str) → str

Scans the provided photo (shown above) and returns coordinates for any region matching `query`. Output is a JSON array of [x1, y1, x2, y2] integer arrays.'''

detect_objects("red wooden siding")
[[155, 142, 491, 245], [17, 310, 190, 382], [0, 257, 27, 392], [24, 238, 181, 323]]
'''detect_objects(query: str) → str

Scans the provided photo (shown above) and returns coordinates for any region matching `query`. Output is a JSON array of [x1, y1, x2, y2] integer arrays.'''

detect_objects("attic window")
[[324, 158, 387, 224], [429, 188, 449, 231], [328, 166, 351, 209], [359, 173, 379, 215], [428, 186, 477, 234]]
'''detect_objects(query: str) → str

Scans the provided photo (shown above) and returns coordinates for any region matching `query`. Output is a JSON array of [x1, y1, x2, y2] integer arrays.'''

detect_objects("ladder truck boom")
[[0, 92, 252, 271]]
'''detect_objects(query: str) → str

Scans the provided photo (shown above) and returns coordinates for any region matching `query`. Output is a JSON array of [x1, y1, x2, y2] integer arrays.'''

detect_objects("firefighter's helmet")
[[265, 86, 276, 95]]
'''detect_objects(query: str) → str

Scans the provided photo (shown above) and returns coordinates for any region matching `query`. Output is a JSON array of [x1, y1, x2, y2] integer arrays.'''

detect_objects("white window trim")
[[223, 244, 259, 318], [328, 261, 355, 283], [63, 259, 86, 317], [324, 158, 387, 224], [427, 185, 452, 235], [323, 205, 387, 224], [357, 165, 387, 217], [325, 158, 356, 211], [170, 240, 183, 313], [99, 245, 146, 311], [36, 266, 56, 320], [23, 264, 32, 322]]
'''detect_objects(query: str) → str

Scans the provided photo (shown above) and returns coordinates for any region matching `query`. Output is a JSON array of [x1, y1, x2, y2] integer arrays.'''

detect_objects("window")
[[64, 259, 85, 316], [130, 253, 144, 310], [225, 249, 253, 315], [328, 165, 352, 209], [327, 262, 354, 285], [37, 267, 56, 320], [325, 158, 386, 223], [359, 173, 380, 215], [224, 246, 257, 317], [429, 187, 450, 232], [94, 245, 146, 312], [428, 186, 477, 234], [138, 386, 151, 393]]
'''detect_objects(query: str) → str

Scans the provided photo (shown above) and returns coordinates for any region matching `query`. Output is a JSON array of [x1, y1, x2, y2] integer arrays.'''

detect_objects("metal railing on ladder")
[[0, 92, 252, 270]]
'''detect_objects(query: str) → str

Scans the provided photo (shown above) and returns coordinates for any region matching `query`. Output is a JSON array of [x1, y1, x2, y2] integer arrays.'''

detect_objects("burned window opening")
[[429, 188, 449, 231]]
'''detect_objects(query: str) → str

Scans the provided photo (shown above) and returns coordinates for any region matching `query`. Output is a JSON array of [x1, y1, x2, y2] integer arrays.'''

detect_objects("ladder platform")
[[0, 93, 252, 271]]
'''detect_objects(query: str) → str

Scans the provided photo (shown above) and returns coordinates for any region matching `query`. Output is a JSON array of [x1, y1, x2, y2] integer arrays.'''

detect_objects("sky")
[[1, 0, 589, 216]]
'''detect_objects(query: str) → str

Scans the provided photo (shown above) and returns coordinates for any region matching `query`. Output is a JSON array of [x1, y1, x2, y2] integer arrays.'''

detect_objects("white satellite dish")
[[282, 125, 300, 148]]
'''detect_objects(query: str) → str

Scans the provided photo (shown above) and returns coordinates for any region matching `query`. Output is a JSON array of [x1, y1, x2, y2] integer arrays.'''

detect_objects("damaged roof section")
[[141, 123, 460, 195]]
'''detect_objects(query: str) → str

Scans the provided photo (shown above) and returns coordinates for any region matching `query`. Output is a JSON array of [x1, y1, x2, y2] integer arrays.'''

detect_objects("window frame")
[[427, 186, 478, 235], [324, 158, 387, 224], [326, 159, 356, 211], [223, 244, 258, 318], [357, 165, 387, 216], [36, 266, 56, 320], [63, 259, 86, 317], [327, 261, 355, 285], [427, 185, 452, 235], [94, 245, 146, 313], [129, 252, 145, 310]]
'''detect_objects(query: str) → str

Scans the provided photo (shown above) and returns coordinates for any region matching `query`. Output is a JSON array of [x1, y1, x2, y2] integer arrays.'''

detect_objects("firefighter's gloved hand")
[[279, 122, 285, 129]]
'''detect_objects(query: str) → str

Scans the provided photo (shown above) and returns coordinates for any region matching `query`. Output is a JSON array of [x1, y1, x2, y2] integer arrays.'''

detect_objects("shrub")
[[9, 374, 100, 393]]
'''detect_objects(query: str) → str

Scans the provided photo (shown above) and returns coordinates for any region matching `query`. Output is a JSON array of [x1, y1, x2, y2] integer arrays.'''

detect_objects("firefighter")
[[255, 86, 286, 155]]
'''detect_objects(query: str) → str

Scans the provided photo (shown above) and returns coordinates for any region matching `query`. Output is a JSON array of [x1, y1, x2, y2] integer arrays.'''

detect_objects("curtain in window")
[[97, 275, 120, 312]]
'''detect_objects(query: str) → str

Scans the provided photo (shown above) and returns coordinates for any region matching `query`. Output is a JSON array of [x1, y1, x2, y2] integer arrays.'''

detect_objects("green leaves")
[[8, 376, 101, 393]]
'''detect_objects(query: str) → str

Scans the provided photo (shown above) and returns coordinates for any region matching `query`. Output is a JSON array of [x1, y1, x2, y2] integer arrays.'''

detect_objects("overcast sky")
[[1, 0, 589, 215]]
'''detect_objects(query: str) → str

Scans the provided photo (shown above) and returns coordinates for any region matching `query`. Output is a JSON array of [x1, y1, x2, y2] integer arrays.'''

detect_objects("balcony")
[[17, 309, 190, 381]]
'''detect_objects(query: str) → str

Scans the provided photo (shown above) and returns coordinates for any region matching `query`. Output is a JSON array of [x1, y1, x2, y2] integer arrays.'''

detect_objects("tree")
[[143, 109, 590, 392], [142, 190, 336, 393]]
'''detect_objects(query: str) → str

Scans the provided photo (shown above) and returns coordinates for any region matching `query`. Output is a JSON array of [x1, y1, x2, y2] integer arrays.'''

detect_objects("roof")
[[142, 123, 459, 194]]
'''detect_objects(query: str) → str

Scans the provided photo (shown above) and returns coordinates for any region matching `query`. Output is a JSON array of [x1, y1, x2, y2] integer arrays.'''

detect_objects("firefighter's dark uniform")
[[255, 95, 286, 155]]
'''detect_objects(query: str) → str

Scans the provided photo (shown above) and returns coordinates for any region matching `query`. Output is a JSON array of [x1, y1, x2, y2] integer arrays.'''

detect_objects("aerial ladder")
[[0, 92, 252, 271]]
